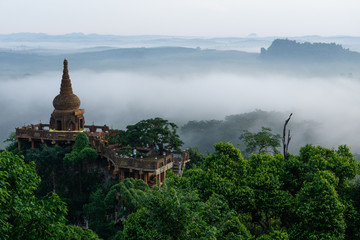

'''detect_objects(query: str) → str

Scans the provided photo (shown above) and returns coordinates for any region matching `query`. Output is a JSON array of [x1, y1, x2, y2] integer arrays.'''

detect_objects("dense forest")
[[180, 110, 317, 154], [1, 116, 360, 239]]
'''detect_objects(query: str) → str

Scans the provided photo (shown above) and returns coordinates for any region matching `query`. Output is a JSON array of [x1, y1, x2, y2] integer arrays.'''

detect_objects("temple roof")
[[53, 59, 81, 111]]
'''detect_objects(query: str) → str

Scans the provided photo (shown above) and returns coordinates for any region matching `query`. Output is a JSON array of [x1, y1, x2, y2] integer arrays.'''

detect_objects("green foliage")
[[3, 132, 32, 155], [256, 230, 289, 240], [83, 178, 149, 239], [180, 110, 316, 153], [202, 194, 252, 240], [83, 188, 113, 239], [25, 144, 71, 195], [109, 117, 184, 150], [298, 144, 358, 187], [0, 151, 101, 240], [120, 184, 251, 240], [186, 147, 206, 169], [64, 132, 97, 165], [73, 132, 91, 152], [11, 119, 359, 239], [291, 171, 346, 239], [107, 129, 127, 145], [62, 225, 101, 240], [23, 134, 101, 225], [240, 126, 281, 155], [204, 142, 246, 180], [3, 132, 18, 152], [104, 178, 149, 217], [184, 143, 248, 207], [246, 154, 293, 235], [100, 142, 359, 239], [181, 143, 360, 239]]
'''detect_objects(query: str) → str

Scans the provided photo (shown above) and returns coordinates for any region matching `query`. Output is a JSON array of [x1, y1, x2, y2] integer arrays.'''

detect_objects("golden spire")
[[53, 58, 81, 110], [60, 58, 73, 95]]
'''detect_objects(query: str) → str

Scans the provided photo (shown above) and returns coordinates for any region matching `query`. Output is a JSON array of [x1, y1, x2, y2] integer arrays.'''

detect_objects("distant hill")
[[260, 39, 360, 62], [1, 38, 360, 78], [0, 47, 258, 77]]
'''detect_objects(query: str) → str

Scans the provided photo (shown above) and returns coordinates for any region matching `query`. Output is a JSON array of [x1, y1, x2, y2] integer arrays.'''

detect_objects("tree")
[[64, 133, 97, 193], [107, 129, 127, 145], [62, 225, 101, 240], [181, 142, 360, 238], [104, 178, 149, 220], [0, 151, 100, 240], [291, 171, 346, 239], [240, 127, 281, 155], [62, 132, 100, 224], [64, 132, 97, 166], [25, 144, 71, 195], [125, 118, 184, 150], [83, 178, 149, 239], [186, 147, 206, 169], [83, 188, 113, 239], [120, 184, 251, 240], [282, 113, 292, 160], [3, 132, 31, 155]]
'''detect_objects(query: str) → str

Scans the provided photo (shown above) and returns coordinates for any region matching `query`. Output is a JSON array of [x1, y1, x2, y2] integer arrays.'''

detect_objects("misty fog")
[[1, 69, 360, 153]]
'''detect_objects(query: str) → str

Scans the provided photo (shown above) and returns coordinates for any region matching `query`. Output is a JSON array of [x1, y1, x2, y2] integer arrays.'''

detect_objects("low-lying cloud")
[[1, 70, 360, 153]]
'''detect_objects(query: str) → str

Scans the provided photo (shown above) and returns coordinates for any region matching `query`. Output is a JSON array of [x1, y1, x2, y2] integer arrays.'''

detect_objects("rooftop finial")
[[62, 58, 69, 80], [53, 59, 80, 110], [59, 58, 73, 95]]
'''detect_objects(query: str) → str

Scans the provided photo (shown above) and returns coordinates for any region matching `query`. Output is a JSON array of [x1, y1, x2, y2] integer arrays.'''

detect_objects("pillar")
[[119, 169, 125, 182], [156, 174, 160, 184], [18, 140, 21, 151], [143, 172, 148, 184], [162, 170, 166, 182]]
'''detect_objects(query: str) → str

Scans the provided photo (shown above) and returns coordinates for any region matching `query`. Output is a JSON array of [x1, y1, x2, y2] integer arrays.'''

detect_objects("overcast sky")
[[0, 0, 359, 37]]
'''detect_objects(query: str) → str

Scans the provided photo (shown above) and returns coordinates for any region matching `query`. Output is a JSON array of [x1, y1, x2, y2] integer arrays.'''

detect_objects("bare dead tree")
[[283, 113, 293, 159]]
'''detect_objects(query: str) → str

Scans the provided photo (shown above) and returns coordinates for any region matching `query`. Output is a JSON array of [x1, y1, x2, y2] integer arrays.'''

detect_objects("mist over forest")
[[1, 34, 360, 154]]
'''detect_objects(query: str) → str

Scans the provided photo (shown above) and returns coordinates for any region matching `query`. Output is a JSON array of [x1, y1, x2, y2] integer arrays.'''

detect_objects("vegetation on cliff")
[[2, 118, 360, 239]]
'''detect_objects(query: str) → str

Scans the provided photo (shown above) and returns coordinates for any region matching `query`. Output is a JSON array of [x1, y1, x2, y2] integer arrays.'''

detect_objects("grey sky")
[[0, 0, 359, 37]]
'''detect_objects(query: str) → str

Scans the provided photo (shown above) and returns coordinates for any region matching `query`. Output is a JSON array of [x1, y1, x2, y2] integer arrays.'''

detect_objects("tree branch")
[[283, 113, 293, 159]]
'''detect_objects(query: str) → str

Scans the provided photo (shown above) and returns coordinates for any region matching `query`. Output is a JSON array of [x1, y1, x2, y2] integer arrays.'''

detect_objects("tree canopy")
[[240, 126, 281, 155], [79, 141, 359, 239], [4, 118, 360, 239], [0, 151, 100, 240], [108, 117, 184, 150]]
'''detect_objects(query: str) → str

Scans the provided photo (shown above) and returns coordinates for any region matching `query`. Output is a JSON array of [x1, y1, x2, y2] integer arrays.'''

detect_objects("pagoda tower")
[[50, 59, 85, 131]]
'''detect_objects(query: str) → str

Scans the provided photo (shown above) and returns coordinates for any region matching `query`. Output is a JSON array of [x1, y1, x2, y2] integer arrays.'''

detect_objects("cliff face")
[[260, 39, 360, 62]]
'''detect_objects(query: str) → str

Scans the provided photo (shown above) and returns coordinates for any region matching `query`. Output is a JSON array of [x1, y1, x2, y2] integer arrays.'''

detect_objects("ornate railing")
[[16, 128, 78, 141], [16, 126, 185, 173], [16, 128, 104, 142]]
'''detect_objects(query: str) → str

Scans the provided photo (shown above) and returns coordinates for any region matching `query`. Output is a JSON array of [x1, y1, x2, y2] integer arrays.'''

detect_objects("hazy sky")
[[0, 0, 359, 37]]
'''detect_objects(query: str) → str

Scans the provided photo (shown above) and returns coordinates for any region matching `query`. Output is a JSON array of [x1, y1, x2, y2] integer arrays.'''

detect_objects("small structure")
[[94, 144, 189, 184], [15, 59, 189, 184]]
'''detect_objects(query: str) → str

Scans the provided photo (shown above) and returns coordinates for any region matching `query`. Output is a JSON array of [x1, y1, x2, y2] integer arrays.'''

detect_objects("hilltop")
[[260, 39, 360, 62]]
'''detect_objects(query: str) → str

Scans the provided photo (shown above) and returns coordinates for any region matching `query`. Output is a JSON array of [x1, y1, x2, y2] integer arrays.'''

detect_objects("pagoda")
[[15, 59, 189, 185], [16, 59, 108, 150], [50, 58, 85, 131]]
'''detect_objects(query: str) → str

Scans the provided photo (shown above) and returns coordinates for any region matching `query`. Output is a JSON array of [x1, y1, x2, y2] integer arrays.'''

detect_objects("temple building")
[[16, 59, 108, 149], [15, 59, 189, 184], [50, 58, 85, 131]]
